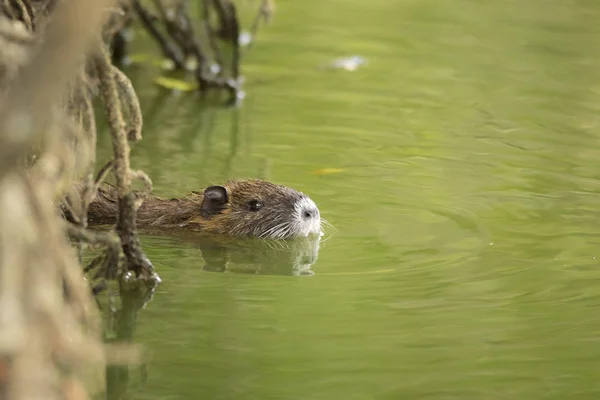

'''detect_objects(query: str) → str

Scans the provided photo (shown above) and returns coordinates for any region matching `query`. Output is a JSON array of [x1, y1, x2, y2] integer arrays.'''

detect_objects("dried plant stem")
[[113, 66, 142, 142], [80, 86, 98, 228], [94, 47, 155, 282], [0, 0, 113, 176], [0, 0, 119, 396]]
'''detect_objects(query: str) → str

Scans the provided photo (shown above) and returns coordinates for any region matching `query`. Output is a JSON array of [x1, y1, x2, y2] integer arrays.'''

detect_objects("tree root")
[[93, 45, 160, 292], [0, 0, 276, 397], [127, 0, 259, 103], [0, 0, 119, 397]]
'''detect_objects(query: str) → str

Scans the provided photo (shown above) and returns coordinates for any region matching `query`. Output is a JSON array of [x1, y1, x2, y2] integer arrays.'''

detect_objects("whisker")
[[321, 218, 335, 230], [277, 224, 293, 240], [283, 225, 294, 239], [263, 240, 279, 250], [269, 223, 288, 240], [259, 221, 289, 239], [316, 218, 337, 243], [320, 219, 337, 236], [320, 234, 334, 244]]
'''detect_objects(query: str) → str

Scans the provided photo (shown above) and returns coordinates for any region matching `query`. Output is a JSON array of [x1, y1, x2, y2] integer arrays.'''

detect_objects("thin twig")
[[151, 0, 187, 56], [130, 0, 185, 69], [113, 65, 143, 142], [202, 0, 223, 69], [211, 0, 240, 101], [151, 0, 210, 87], [95, 159, 115, 186], [247, 0, 273, 48], [130, 169, 152, 196], [67, 223, 121, 282], [226, 1, 240, 82], [66, 222, 119, 248]]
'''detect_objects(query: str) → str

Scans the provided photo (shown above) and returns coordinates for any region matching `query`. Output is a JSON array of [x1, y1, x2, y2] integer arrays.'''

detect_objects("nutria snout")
[[85, 179, 323, 240]]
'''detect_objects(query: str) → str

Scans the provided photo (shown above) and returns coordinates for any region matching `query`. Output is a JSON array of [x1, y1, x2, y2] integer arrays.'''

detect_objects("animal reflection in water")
[[161, 230, 322, 276]]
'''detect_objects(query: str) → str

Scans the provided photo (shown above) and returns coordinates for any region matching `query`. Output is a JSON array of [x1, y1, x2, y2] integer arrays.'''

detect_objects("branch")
[[93, 45, 156, 283]]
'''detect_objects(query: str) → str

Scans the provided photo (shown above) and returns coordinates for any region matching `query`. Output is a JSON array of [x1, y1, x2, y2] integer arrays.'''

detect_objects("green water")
[[98, 0, 600, 398]]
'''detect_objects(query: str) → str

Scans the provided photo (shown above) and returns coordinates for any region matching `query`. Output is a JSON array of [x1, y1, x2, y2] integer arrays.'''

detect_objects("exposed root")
[[93, 45, 158, 287], [0, 0, 277, 398], [0, 0, 118, 397], [113, 65, 143, 142], [125, 0, 268, 103]]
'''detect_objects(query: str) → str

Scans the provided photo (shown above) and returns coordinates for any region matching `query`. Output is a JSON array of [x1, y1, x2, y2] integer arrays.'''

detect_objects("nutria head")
[[190, 179, 322, 239]]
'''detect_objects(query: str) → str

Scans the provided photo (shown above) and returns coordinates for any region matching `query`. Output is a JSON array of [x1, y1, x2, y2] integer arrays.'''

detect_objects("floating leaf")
[[154, 76, 198, 92], [311, 168, 344, 175]]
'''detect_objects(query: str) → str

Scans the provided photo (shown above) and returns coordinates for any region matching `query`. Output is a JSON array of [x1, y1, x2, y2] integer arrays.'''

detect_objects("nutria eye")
[[247, 200, 263, 211]]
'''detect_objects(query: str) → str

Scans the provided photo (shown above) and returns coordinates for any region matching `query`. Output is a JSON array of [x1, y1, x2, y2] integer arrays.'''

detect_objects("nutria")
[[84, 179, 322, 240]]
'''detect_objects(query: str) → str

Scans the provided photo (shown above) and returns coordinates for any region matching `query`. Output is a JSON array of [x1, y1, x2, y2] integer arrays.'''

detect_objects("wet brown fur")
[[85, 179, 306, 238]]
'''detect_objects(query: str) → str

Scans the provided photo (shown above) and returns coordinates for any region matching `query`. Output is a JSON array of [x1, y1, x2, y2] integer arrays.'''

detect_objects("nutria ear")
[[201, 185, 229, 214]]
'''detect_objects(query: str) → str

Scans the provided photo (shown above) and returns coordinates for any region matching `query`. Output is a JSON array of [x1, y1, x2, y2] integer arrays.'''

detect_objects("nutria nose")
[[302, 207, 318, 219]]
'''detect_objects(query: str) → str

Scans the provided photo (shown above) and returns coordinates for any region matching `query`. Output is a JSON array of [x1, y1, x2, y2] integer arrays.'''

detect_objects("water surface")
[[98, 1, 600, 398]]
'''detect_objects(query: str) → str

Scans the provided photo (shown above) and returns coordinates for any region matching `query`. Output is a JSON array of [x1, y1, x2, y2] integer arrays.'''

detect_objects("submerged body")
[[86, 179, 322, 240]]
